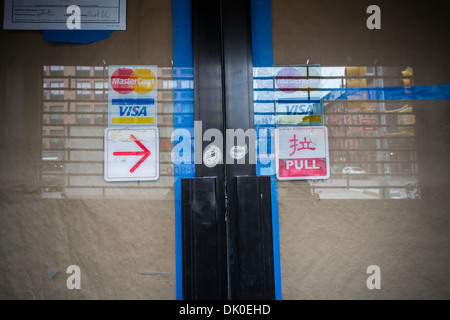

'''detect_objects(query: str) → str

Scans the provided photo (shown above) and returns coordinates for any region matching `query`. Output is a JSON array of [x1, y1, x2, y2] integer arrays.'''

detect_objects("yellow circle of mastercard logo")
[[111, 67, 156, 95], [133, 68, 156, 94]]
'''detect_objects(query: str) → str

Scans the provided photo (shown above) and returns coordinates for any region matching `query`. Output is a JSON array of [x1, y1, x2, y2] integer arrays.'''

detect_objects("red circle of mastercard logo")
[[275, 67, 302, 93], [111, 67, 156, 94]]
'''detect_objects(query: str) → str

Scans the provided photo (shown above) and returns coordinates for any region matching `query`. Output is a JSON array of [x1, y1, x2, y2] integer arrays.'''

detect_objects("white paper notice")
[[3, 0, 126, 30]]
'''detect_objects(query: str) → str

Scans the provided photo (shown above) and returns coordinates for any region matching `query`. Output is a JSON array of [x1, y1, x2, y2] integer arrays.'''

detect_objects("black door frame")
[[182, 0, 275, 300]]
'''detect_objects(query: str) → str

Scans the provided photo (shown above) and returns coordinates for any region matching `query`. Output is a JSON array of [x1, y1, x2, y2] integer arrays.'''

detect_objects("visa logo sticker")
[[119, 106, 148, 117], [284, 104, 314, 115], [276, 100, 323, 126]]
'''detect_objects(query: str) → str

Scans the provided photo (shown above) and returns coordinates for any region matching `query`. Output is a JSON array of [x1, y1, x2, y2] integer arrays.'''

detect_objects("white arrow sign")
[[104, 128, 159, 181]]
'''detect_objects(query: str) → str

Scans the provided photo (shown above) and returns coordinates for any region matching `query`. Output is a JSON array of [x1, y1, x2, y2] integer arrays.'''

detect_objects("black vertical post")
[[189, 0, 228, 300], [234, 176, 275, 299], [182, 177, 226, 299], [220, 0, 260, 300]]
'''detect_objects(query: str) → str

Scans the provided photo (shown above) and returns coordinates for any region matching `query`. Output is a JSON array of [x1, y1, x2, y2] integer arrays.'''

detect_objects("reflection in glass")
[[253, 66, 420, 200], [41, 66, 175, 199]]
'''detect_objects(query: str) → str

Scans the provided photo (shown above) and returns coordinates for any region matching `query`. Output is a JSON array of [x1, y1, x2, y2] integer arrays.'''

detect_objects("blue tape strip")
[[111, 99, 155, 105], [173, 0, 194, 301], [325, 84, 450, 100], [253, 85, 450, 101], [251, 0, 282, 300], [43, 30, 113, 44], [251, 0, 273, 68], [173, 2, 193, 68]]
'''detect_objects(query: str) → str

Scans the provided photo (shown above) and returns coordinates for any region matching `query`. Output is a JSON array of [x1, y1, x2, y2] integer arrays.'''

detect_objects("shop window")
[[50, 81, 64, 99], [76, 66, 91, 76], [76, 105, 92, 124], [253, 65, 420, 200], [49, 105, 64, 124], [76, 81, 91, 100], [94, 66, 106, 77], [94, 81, 107, 100], [50, 66, 64, 76], [41, 66, 175, 199], [94, 104, 107, 125]]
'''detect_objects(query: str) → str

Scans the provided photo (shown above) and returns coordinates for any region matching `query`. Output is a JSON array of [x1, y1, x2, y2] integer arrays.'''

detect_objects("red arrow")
[[113, 134, 151, 173]]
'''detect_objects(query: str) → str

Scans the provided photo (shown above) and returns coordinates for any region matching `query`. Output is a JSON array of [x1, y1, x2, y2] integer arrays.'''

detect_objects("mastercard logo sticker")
[[275, 66, 321, 93], [110, 67, 156, 95], [275, 67, 302, 93]]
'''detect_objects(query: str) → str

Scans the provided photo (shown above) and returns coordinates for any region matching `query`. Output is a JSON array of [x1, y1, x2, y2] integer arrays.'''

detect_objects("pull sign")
[[275, 126, 330, 180]]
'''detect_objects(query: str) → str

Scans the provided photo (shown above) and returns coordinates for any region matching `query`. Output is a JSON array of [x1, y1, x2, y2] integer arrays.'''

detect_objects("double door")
[[181, 0, 276, 300]]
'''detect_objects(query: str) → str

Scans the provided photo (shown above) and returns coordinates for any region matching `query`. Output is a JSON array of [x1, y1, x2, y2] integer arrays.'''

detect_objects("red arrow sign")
[[113, 134, 151, 173]]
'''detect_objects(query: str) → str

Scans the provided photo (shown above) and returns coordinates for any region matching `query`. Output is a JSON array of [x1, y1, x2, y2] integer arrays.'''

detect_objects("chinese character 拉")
[[289, 134, 316, 156]]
